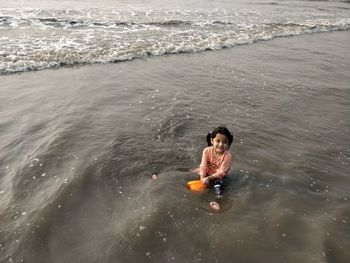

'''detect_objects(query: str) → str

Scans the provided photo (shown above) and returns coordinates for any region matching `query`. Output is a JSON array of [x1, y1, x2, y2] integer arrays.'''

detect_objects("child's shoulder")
[[203, 146, 213, 152], [225, 150, 232, 158]]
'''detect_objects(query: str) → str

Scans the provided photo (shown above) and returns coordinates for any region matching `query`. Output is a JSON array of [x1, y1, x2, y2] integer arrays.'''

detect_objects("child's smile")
[[211, 133, 229, 155]]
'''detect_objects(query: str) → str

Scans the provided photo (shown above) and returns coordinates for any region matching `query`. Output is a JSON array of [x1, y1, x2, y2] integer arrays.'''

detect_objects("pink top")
[[199, 146, 232, 178]]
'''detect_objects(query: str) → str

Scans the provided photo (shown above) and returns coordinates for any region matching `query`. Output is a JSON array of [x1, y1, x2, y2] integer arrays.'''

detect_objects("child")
[[197, 126, 233, 210]]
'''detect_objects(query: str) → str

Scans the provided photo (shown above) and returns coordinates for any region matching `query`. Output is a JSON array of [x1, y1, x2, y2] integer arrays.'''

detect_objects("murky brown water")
[[1, 31, 350, 262]]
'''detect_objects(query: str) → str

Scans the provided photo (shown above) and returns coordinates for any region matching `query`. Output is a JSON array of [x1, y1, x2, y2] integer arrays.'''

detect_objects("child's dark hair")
[[206, 127, 234, 148]]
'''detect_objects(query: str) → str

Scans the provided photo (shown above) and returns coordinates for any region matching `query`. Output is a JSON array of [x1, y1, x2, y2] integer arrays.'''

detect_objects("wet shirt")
[[199, 146, 232, 178]]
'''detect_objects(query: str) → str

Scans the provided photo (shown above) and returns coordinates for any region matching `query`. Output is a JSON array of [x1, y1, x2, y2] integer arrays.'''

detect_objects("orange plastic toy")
[[187, 180, 208, 192]]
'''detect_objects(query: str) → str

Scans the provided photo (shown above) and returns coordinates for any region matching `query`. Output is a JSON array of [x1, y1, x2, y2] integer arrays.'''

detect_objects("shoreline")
[[1, 30, 349, 78]]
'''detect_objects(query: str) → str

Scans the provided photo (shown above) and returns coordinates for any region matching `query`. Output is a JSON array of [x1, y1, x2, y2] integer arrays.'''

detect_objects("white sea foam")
[[1, 7, 350, 74]]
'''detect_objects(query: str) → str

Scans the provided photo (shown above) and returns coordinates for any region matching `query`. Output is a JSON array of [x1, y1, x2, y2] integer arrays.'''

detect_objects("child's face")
[[211, 133, 229, 154]]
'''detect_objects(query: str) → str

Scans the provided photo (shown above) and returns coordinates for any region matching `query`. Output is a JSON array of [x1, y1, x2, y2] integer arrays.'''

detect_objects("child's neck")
[[213, 148, 225, 158]]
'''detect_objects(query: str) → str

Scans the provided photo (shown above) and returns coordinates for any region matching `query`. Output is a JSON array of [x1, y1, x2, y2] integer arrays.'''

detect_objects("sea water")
[[0, 0, 350, 262]]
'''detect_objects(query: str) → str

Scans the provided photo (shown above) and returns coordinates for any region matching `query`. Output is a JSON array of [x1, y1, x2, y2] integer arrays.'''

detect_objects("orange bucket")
[[187, 180, 208, 192]]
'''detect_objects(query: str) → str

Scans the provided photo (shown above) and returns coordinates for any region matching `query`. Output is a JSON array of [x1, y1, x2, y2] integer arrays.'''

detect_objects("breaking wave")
[[1, 8, 349, 74]]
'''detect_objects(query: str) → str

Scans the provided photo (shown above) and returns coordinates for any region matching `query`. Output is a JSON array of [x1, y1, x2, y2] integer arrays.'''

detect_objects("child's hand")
[[201, 177, 209, 185]]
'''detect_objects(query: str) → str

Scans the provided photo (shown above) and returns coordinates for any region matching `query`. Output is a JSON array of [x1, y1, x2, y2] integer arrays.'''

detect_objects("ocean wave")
[[1, 8, 349, 74]]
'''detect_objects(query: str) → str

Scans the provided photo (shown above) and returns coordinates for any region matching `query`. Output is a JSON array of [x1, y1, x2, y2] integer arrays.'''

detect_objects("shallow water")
[[1, 30, 350, 262]]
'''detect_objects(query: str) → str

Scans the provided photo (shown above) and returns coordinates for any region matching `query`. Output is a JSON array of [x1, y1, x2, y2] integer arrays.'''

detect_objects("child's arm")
[[198, 148, 209, 179]]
